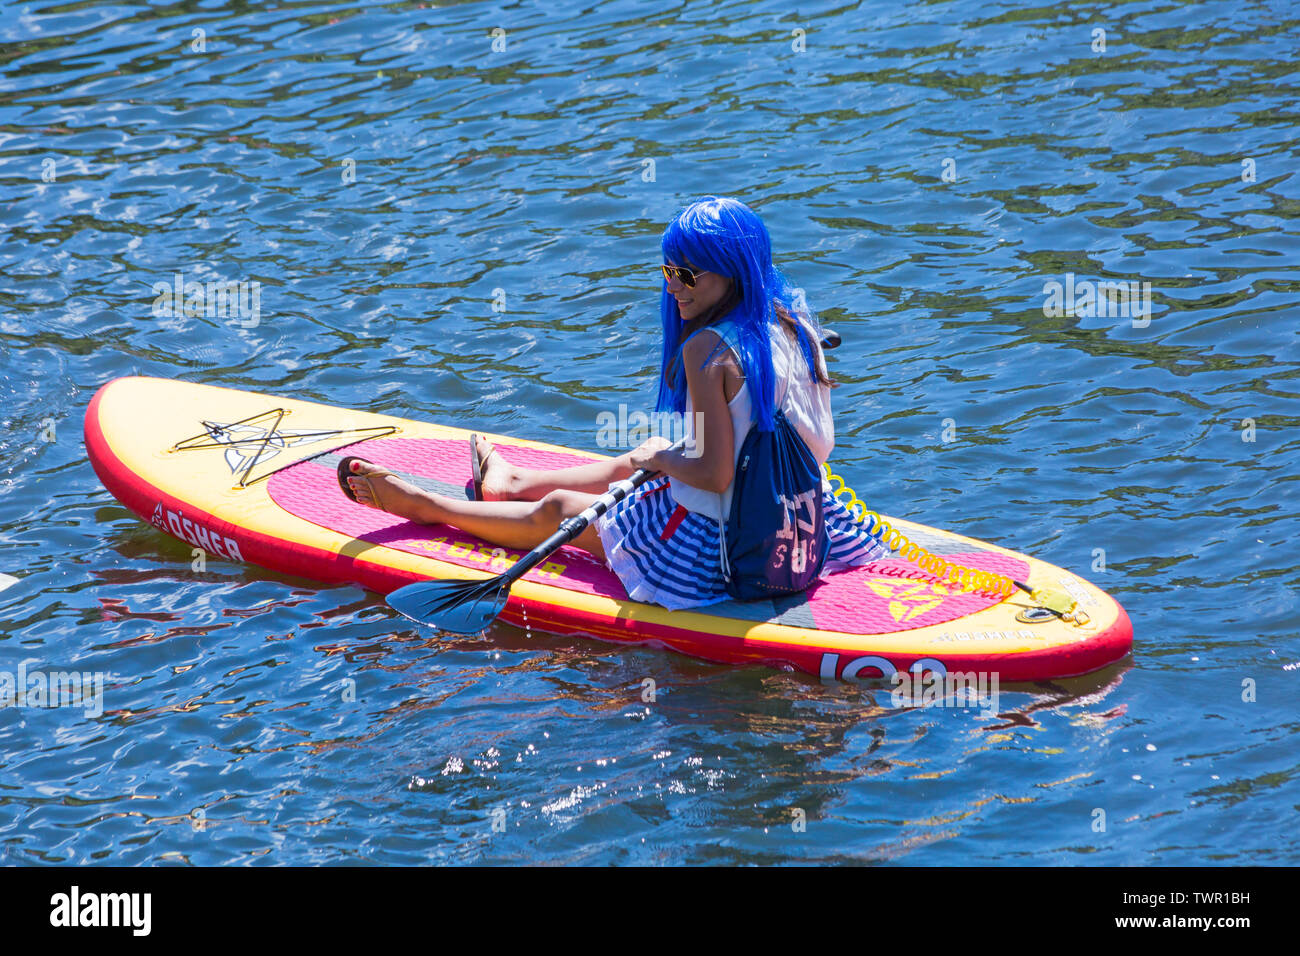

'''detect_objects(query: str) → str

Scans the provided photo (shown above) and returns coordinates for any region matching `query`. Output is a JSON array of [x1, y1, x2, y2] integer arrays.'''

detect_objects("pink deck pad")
[[268, 437, 1030, 634]]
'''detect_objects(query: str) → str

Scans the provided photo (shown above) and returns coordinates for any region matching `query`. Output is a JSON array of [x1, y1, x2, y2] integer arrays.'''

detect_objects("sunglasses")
[[660, 264, 709, 288]]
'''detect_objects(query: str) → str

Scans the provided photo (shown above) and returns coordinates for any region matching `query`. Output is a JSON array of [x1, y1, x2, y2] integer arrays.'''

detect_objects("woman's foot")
[[472, 435, 516, 501], [346, 460, 435, 521]]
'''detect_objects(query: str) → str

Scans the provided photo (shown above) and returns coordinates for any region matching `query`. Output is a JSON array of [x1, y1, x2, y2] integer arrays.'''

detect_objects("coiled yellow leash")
[[822, 463, 1089, 625]]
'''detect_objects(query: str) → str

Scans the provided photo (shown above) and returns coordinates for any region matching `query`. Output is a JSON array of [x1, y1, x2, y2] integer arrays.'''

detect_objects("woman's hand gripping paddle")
[[386, 437, 689, 633]]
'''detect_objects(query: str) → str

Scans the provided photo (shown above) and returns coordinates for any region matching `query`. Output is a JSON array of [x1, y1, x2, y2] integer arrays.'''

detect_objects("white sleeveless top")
[[670, 315, 834, 521]]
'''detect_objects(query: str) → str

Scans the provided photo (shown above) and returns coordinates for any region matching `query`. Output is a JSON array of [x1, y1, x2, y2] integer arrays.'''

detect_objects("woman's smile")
[[665, 262, 731, 321]]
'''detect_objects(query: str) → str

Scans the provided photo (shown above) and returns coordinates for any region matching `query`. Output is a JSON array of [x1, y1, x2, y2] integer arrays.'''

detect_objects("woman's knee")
[[536, 490, 605, 561], [535, 489, 582, 526]]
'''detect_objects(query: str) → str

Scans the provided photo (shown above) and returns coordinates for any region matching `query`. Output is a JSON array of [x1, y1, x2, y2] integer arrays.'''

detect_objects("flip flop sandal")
[[337, 456, 397, 513], [468, 434, 497, 501]]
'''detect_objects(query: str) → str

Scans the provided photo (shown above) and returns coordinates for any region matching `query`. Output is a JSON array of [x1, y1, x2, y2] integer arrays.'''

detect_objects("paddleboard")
[[84, 376, 1132, 681]]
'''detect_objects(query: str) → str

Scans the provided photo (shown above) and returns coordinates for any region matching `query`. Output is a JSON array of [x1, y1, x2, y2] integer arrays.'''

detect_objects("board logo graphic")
[[199, 419, 338, 476], [866, 578, 950, 622], [820, 653, 947, 681], [169, 408, 395, 486], [150, 501, 244, 563]]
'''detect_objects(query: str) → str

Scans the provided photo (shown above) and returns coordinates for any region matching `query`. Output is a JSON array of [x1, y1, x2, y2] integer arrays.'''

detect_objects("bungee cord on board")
[[821, 463, 1090, 625]]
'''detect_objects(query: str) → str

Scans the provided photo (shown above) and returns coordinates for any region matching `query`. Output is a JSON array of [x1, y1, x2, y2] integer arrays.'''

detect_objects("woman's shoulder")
[[682, 323, 735, 365], [684, 316, 742, 349]]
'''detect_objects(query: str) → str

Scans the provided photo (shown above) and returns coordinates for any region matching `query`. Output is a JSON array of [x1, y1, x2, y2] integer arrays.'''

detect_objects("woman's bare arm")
[[633, 330, 737, 493]]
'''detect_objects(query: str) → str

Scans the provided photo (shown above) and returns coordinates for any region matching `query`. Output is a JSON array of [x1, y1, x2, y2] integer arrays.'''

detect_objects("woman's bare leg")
[[347, 461, 607, 559], [477, 436, 636, 501]]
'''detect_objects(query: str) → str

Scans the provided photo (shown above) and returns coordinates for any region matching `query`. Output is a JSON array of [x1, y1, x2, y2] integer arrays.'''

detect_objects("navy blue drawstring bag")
[[721, 407, 830, 601]]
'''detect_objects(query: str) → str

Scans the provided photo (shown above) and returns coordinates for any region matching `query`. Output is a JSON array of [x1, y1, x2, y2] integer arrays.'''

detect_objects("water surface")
[[1, 0, 1297, 865]]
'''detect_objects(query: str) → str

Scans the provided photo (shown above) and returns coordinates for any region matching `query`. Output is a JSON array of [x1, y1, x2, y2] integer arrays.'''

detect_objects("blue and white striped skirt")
[[595, 476, 888, 610]]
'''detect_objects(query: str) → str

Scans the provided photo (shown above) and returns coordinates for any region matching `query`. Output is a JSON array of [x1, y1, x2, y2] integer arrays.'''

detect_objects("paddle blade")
[[386, 577, 510, 633]]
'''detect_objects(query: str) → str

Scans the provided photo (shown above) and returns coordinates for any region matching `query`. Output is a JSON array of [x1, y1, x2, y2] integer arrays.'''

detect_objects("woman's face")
[[664, 259, 732, 322]]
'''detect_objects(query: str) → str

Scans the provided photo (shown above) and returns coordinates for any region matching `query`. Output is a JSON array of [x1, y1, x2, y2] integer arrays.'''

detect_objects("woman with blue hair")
[[342, 196, 886, 608]]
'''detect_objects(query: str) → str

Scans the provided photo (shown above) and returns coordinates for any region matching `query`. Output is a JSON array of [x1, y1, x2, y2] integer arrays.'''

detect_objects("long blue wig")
[[654, 196, 824, 433]]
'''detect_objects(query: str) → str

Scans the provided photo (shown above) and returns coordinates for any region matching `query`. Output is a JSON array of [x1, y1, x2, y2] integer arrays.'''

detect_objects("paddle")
[[386, 436, 690, 632], [386, 327, 843, 634]]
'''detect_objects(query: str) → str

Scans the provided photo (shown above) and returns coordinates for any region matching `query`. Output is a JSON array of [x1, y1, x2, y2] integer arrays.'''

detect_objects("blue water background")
[[1, 0, 1297, 864]]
